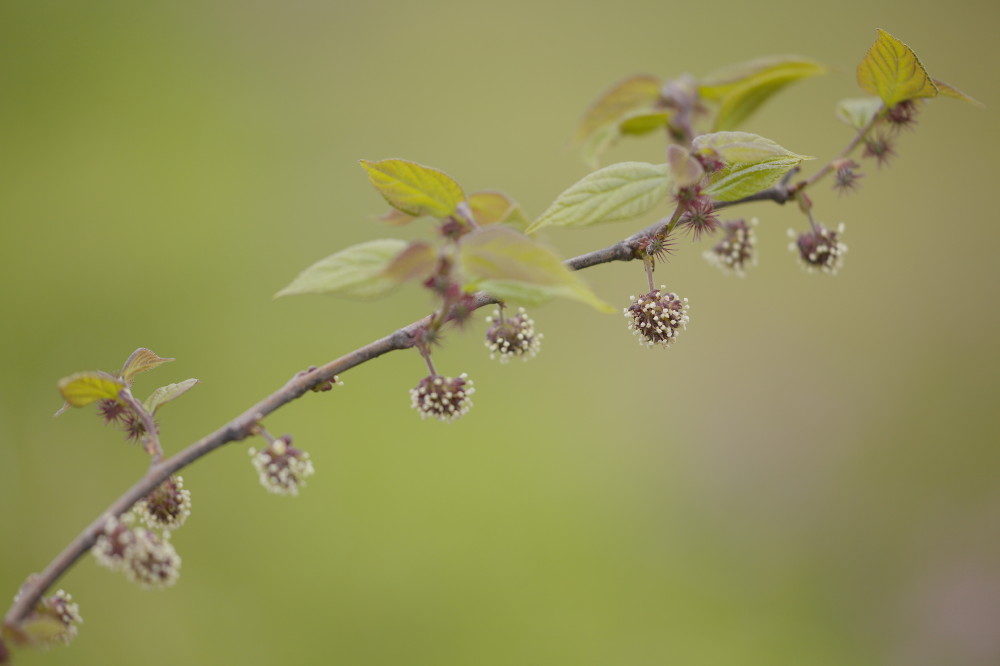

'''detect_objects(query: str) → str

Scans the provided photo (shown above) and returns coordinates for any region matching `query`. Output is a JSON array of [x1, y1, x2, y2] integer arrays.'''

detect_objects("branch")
[[0, 156, 831, 627]]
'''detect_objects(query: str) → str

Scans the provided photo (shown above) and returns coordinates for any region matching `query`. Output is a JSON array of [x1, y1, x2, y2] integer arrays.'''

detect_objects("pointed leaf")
[[528, 161, 672, 233], [700, 55, 827, 131], [579, 122, 620, 170], [857, 29, 938, 107], [692, 131, 813, 165], [57, 371, 125, 408], [692, 132, 812, 202], [932, 78, 985, 108], [467, 191, 529, 229], [143, 378, 200, 414], [120, 348, 175, 385], [835, 97, 883, 130], [575, 74, 662, 144], [360, 159, 465, 218], [704, 158, 805, 202], [276, 239, 410, 299], [460, 227, 612, 312], [618, 110, 670, 135], [383, 241, 437, 283]]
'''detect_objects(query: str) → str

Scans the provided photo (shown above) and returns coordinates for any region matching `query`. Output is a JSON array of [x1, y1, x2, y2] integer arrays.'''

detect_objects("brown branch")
[[0, 152, 840, 627]]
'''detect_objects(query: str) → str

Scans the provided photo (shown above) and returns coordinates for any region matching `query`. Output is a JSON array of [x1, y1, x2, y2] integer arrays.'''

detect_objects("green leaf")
[[579, 122, 620, 171], [120, 348, 175, 385], [699, 56, 827, 131], [144, 378, 200, 414], [57, 371, 125, 408], [360, 159, 465, 218], [15, 615, 66, 647], [857, 29, 938, 107], [460, 226, 612, 312], [618, 110, 670, 135], [527, 161, 672, 233], [575, 74, 662, 144], [692, 132, 812, 202], [383, 241, 437, 283], [835, 97, 883, 130], [275, 239, 409, 299], [932, 78, 985, 108], [467, 191, 529, 229]]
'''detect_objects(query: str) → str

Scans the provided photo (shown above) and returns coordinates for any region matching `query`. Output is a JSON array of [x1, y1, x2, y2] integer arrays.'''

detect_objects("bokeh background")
[[1, 1, 998, 664]]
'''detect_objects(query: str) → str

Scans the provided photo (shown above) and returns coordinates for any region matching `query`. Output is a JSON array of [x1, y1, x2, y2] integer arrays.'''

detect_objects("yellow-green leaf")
[[579, 122, 619, 171], [857, 29, 938, 107], [14, 615, 66, 647], [383, 241, 437, 283], [460, 227, 612, 312], [835, 97, 883, 130], [467, 191, 529, 229], [933, 78, 985, 108], [120, 348, 175, 385], [360, 159, 465, 218], [618, 110, 670, 135], [57, 371, 125, 408], [275, 239, 409, 299], [144, 378, 200, 414], [699, 55, 826, 131], [528, 161, 672, 233], [575, 74, 662, 144], [692, 132, 812, 202]]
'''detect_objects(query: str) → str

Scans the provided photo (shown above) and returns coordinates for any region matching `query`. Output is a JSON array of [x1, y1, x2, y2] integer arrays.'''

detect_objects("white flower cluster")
[[410, 373, 475, 422], [789, 223, 848, 275], [133, 475, 192, 531], [93, 515, 181, 589], [485, 308, 542, 363], [704, 218, 758, 276], [624, 288, 690, 348], [249, 438, 315, 496]]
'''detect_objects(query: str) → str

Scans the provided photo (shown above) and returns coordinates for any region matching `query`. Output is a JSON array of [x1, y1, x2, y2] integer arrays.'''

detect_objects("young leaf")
[[932, 78, 985, 107], [666, 144, 704, 188], [375, 208, 416, 225], [579, 122, 620, 171], [120, 348, 175, 385], [143, 378, 199, 414], [575, 74, 662, 144], [835, 97, 883, 130], [528, 161, 672, 233], [360, 159, 465, 218], [699, 55, 827, 131], [57, 371, 125, 408], [467, 191, 529, 229], [460, 226, 612, 312], [275, 239, 410, 299], [857, 29, 938, 107], [692, 131, 812, 165], [692, 132, 812, 202], [618, 110, 671, 136], [383, 241, 437, 283]]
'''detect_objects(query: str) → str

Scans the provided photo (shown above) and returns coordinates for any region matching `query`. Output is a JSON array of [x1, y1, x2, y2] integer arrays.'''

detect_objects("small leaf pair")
[[56, 349, 197, 416]]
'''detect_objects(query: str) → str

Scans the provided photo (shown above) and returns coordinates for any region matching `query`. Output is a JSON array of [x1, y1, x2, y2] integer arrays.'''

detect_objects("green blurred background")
[[1, 1, 998, 664]]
